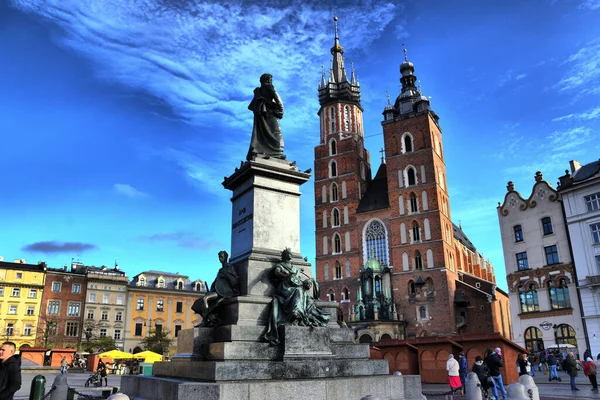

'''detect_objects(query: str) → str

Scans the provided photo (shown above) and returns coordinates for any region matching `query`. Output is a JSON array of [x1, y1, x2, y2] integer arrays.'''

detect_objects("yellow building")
[[0, 259, 46, 349], [124, 271, 204, 354]]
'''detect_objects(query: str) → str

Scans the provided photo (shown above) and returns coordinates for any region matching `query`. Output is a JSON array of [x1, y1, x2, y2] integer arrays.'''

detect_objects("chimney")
[[570, 160, 581, 173]]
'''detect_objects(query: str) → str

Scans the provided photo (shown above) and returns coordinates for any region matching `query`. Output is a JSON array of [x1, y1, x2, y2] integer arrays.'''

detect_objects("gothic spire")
[[330, 16, 347, 84]]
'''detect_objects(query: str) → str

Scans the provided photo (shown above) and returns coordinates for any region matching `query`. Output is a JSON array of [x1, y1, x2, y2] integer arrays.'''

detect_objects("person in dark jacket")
[[564, 352, 580, 390], [547, 352, 561, 381], [517, 353, 530, 376], [472, 355, 493, 399], [484, 348, 506, 400], [0, 341, 22, 400], [458, 352, 468, 395]]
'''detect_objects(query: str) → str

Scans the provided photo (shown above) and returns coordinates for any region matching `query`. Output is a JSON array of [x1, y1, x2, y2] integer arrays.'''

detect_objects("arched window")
[[380, 333, 392, 341], [404, 134, 413, 153], [330, 107, 335, 133], [524, 327, 545, 353], [375, 277, 381, 294], [407, 168, 416, 186], [419, 306, 427, 319], [412, 222, 421, 242], [331, 182, 338, 202], [157, 277, 165, 288], [333, 234, 342, 254], [327, 290, 335, 301], [324, 263, 330, 280], [330, 160, 338, 177], [555, 324, 577, 346], [361, 162, 366, 180], [329, 139, 337, 155], [549, 279, 571, 309], [345, 260, 351, 276], [335, 261, 342, 279], [409, 281, 416, 295], [519, 284, 539, 313], [332, 208, 340, 227], [410, 193, 418, 213], [364, 220, 389, 266], [414, 251, 423, 270], [139, 276, 146, 286], [177, 280, 184, 290], [426, 278, 433, 293], [342, 288, 349, 301], [195, 282, 202, 292], [344, 105, 350, 131]]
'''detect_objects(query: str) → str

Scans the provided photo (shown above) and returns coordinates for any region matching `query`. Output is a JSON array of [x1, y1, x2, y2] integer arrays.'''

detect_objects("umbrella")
[[97, 349, 134, 359], [131, 350, 163, 363], [546, 344, 576, 349]]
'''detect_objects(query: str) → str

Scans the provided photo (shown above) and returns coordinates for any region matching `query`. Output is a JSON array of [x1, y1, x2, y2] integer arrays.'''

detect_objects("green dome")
[[364, 256, 382, 272]]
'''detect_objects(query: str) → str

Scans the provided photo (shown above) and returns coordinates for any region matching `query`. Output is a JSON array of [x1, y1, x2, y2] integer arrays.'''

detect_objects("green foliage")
[[138, 329, 173, 355]]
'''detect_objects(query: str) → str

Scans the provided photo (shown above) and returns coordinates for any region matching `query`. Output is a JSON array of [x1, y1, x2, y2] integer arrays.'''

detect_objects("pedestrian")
[[458, 352, 468, 395], [446, 354, 462, 394], [539, 351, 547, 372], [517, 353, 530, 376], [564, 351, 580, 390], [547, 352, 561, 381], [484, 348, 506, 400], [60, 356, 69, 374], [472, 355, 494, 400], [97, 360, 108, 386], [584, 349, 591, 361], [584, 357, 598, 391], [0, 341, 22, 400], [527, 352, 536, 377]]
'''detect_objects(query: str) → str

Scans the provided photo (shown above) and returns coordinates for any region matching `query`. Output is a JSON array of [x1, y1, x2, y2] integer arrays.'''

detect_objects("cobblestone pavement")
[[15, 371, 122, 399]]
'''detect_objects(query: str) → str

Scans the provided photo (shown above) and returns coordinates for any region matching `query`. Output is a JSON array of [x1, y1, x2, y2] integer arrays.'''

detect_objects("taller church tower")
[[314, 17, 371, 319]]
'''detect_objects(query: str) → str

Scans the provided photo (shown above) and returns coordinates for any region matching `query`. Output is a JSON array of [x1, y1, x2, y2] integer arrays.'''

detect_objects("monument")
[[121, 75, 424, 400]]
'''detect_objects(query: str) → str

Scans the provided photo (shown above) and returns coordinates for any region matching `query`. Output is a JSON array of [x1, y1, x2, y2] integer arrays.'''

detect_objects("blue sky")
[[1, 0, 599, 291]]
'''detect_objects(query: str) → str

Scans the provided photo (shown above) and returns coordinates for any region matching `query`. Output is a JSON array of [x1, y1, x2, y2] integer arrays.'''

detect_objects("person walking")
[[458, 352, 468, 395], [564, 352, 580, 391], [472, 355, 494, 400], [547, 352, 561, 381], [97, 360, 108, 387], [584, 357, 598, 391], [484, 348, 507, 400], [60, 356, 69, 374], [518, 353, 530, 377], [527, 353, 536, 377], [0, 341, 22, 400], [446, 354, 462, 394], [539, 351, 547, 372]]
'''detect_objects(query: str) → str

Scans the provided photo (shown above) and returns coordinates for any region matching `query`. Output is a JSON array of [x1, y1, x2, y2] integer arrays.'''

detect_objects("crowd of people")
[[446, 347, 600, 399]]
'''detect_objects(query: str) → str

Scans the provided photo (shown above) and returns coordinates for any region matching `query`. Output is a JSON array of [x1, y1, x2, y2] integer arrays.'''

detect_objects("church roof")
[[452, 223, 476, 252], [357, 163, 389, 213], [572, 159, 600, 182]]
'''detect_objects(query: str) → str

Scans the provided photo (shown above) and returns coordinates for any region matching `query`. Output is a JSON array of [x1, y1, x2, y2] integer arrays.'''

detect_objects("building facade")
[[37, 263, 87, 348], [82, 264, 129, 350], [558, 159, 600, 355], [314, 20, 509, 342], [124, 271, 204, 354], [498, 172, 585, 354], [0, 260, 46, 348]]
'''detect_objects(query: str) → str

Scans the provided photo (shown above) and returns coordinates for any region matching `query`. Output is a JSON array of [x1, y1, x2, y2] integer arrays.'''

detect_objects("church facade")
[[313, 20, 511, 342]]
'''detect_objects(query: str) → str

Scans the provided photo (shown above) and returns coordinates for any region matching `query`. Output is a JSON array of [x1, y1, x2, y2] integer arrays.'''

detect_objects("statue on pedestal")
[[191, 250, 239, 327], [263, 248, 329, 344], [246, 73, 285, 161]]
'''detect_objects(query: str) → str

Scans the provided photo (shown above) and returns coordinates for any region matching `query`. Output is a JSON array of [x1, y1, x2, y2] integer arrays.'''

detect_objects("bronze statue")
[[263, 248, 329, 344], [247, 73, 285, 160], [191, 250, 239, 326]]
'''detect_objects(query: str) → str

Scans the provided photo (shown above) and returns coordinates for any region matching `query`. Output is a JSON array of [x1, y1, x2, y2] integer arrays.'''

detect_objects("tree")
[[36, 315, 65, 348], [138, 329, 173, 355], [81, 320, 116, 353]]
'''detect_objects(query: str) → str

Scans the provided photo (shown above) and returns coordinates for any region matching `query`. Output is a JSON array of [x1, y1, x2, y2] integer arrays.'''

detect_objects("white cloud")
[[579, 0, 600, 10], [552, 106, 600, 122], [113, 183, 150, 199], [556, 39, 600, 94], [515, 73, 527, 80]]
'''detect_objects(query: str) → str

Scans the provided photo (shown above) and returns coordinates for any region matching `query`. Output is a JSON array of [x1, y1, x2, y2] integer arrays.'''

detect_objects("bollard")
[[465, 372, 483, 400], [49, 374, 69, 400], [393, 371, 402, 376], [361, 396, 381, 400], [29, 375, 46, 400], [518, 375, 539, 400], [107, 393, 130, 400], [506, 383, 530, 400]]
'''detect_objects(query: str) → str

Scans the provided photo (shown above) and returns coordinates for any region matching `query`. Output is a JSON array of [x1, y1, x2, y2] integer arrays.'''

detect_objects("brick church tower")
[[314, 20, 507, 342], [314, 17, 371, 319]]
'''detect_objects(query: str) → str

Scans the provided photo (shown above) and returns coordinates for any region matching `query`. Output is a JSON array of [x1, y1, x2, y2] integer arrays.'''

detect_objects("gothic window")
[[344, 105, 350, 131], [327, 290, 335, 301], [346, 260, 351, 276], [330, 107, 335, 133], [548, 279, 571, 309], [407, 167, 416, 186], [404, 135, 413, 153], [524, 327, 544, 353], [335, 262, 342, 279], [514, 225, 523, 242], [332, 208, 340, 227], [361, 162, 366, 180], [364, 220, 389, 266], [410, 193, 418, 213], [324, 263, 330, 280], [322, 185, 327, 203], [414, 251, 423, 270], [329, 139, 337, 155], [331, 182, 338, 202], [330, 160, 338, 177], [342, 288, 349, 301], [541, 217, 553, 235], [333, 234, 342, 254], [412, 222, 421, 242], [518, 284, 539, 313], [341, 181, 347, 198], [422, 191, 428, 211], [409, 281, 415, 295], [426, 278, 433, 293]]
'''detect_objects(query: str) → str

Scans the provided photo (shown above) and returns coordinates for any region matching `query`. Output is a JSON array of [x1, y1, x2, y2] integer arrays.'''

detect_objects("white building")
[[559, 159, 600, 356], [498, 171, 586, 354]]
